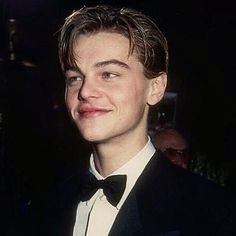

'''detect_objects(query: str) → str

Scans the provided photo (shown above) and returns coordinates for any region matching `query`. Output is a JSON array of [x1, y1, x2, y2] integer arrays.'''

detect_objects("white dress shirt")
[[73, 137, 156, 236]]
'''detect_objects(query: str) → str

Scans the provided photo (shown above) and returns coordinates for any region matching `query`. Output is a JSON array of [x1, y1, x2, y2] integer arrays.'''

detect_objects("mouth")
[[78, 107, 111, 118]]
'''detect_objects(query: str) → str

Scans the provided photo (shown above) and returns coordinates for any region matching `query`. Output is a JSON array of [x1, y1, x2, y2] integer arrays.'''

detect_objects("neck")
[[92, 133, 148, 177]]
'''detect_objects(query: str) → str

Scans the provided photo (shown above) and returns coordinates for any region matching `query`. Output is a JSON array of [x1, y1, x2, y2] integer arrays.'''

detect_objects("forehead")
[[72, 32, 138, 65]]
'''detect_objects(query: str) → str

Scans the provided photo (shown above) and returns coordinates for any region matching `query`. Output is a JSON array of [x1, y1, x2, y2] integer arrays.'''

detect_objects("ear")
[[147, 72, 167, 106]]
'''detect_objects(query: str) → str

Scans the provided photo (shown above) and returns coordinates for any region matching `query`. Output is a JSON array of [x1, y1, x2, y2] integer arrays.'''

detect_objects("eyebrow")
[[65, 59, 130, 77], [94, 59, 131, 69]]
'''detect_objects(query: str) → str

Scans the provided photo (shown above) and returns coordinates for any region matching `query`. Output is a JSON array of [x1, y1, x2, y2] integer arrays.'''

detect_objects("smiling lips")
[[78, 106, 111, 118]]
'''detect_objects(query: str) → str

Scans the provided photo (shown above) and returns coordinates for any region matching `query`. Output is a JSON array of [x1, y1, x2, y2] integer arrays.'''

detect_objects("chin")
[[79, 131, 106, 143]]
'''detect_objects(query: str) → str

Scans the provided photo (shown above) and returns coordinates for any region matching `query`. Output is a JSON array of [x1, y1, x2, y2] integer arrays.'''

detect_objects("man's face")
[[65, 32, 161, 144]]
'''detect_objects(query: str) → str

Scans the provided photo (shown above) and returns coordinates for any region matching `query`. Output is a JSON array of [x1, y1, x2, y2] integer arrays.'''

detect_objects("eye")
[[101, 72, 118, 79], [66, 76, 83, 86]]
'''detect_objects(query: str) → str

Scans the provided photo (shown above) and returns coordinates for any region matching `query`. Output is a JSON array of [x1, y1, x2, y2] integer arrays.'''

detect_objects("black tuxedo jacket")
[[31, 152, 236, 236]]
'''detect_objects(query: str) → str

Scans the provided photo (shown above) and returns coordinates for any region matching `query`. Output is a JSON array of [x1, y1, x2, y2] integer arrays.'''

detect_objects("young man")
[[33, 5, 236, 236]]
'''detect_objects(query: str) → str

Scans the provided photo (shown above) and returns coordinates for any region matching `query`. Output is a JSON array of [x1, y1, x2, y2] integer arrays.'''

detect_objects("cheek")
[[115, 87, 147, 118], [129, 83, 149, 107], [65, 89, 77, 108]]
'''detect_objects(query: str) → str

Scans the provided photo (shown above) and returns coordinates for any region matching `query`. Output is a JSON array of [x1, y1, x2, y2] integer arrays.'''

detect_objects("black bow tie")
[[80, 173, 127, 207]]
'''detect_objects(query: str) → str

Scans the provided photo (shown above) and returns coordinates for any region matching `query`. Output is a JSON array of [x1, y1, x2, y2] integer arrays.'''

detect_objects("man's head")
[[153, 128, 189, 168], [59, 5, 168, 78], [59, 5, 168, 145]]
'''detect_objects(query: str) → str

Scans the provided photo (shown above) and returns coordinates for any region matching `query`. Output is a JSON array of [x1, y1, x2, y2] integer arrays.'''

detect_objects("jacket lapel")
[[109, 152, 183, 236], [108, 152, 162, 236], [135, 153, 183, 235], [108, 190, 144, 236]]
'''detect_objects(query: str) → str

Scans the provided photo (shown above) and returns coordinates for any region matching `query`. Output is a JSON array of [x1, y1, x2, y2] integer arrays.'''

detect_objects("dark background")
[[0, 0, 235, 231]]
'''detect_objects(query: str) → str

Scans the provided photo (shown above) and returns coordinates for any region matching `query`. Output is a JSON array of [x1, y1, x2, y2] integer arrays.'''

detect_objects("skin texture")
[[65, 32, 167, 176]]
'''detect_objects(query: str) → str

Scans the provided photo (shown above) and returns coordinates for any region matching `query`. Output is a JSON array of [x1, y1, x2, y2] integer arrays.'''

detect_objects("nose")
[[77, 78, 100, 101]]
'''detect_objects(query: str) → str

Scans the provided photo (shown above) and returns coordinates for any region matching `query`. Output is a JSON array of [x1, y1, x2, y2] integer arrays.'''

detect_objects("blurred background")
[[0, 0, 235, 233]]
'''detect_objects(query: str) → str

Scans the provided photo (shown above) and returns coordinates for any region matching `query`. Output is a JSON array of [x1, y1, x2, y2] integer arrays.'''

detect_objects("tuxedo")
[[31, 152, 236, 236]]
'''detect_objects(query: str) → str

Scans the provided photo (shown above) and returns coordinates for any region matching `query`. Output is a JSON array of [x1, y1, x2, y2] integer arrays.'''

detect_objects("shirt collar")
[[89, 137, 156, 208]]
